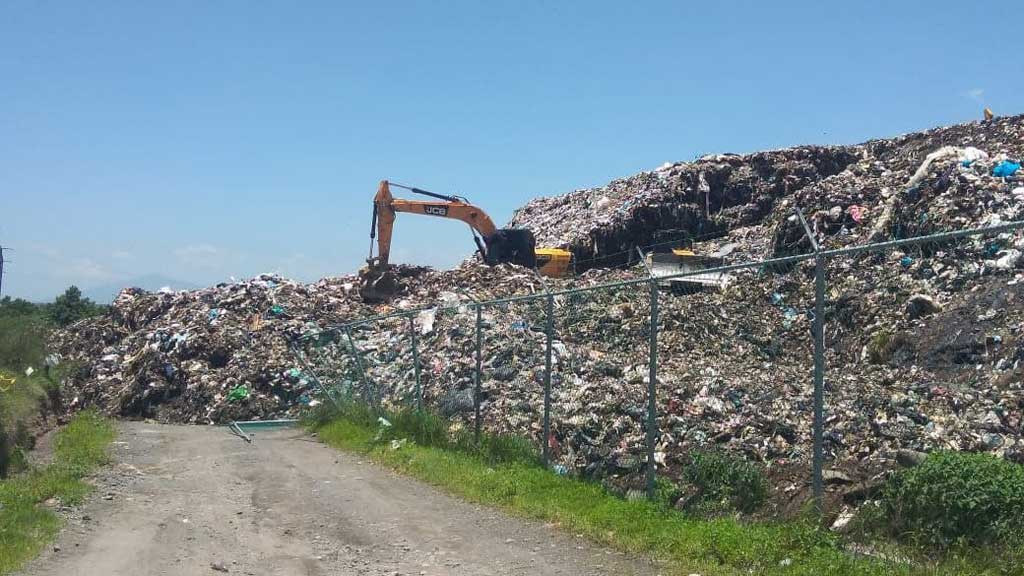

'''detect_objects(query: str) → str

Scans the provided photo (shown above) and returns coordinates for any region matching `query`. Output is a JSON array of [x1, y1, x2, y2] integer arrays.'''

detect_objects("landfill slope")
[[55, 114, 1024, 510], [513, 115, 1024, 267], [52, 265, 568, 424], [503, 113, 1024, 502]]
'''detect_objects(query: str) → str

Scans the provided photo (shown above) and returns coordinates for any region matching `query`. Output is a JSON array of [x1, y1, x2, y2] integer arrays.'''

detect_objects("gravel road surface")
[[19, 422, 659, 576]]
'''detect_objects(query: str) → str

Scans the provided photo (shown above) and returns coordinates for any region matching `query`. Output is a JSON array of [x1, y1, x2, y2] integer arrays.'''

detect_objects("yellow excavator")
[[359, 180, 572, 302]]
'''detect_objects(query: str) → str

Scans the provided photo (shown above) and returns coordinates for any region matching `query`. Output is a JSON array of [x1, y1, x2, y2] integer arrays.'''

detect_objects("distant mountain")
[[82, 275, 202, 304]]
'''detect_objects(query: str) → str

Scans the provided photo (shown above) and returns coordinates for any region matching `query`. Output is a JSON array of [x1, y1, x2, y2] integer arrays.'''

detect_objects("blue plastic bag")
[[993, 161, 1021, 178]]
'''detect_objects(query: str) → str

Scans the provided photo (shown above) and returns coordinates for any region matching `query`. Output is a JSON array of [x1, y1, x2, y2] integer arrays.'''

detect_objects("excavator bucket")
[[359, 265, 400, 303]]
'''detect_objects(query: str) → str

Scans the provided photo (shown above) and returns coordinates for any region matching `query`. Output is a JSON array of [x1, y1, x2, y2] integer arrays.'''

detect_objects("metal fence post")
[[343, 325, 375, 408], [796, 208, 825, 509], [474, 303, 483, 443], [408, 314, 423, 412], [542, 293, 554, 467], [812, 253, 826, 508], [637, 247, 658, 500], [646, 278, 659, 499]]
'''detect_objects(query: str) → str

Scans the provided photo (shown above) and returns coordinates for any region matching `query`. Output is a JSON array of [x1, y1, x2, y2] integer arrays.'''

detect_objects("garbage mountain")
[[55, 114, 1024, 508]]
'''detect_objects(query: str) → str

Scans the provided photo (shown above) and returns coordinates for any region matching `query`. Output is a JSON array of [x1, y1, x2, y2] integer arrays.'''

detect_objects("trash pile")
[[335, 253, 1024, 500], [512, 114, 1024, 269], [505, 112, 1024, 495], [53, 275, 373, 423], [52, 265, 561, 424], [56, 113, 1024, 506]]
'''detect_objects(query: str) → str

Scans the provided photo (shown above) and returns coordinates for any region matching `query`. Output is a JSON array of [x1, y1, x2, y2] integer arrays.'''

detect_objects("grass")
[[306, 399, 538, 466], [0, 411, 115, 574], [0, 370, 60, 478], [0, 293, 114, 572], [310, 403, 1024, 576], [0, 308, 62, 478]]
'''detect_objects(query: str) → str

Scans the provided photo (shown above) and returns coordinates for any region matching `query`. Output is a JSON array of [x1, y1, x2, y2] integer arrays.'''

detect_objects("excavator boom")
[[360, 180, 538, 302], [369, 181, 499, 269]]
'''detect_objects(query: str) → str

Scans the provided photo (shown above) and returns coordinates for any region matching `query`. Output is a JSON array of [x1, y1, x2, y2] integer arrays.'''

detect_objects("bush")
[[0, 298, 54, 479], [882, 451, 1024, 548], [0, 316, 48, 371], [654, 476, 684, 508], [683, 450, 767, 514]]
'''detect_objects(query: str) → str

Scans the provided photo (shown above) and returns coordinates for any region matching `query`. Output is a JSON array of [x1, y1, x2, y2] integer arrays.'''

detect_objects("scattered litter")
[[993, 160, 1021, 178], [226, 385, 249, 402]]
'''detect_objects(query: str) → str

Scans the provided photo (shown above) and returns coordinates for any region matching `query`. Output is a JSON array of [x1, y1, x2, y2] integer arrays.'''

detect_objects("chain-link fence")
[[294, 218, 1024, 504]]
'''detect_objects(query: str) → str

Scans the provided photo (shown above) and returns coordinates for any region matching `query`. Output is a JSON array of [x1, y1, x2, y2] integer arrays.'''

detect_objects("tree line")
[[0, 286, 106, 327]]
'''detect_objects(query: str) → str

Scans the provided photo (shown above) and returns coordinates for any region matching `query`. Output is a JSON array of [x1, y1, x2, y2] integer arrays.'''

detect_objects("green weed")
[[882, 451, 1024, 549], [0, 411, 115, 574], [682, 450, 768, 514], [307, 398, 539, 466]]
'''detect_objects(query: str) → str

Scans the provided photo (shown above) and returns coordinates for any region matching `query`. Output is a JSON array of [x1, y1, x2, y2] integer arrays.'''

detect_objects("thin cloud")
[[26, 243, 61, 259], [174, 244, 224, 270], [65, 258, 112, 282], [966, 88, 985, 103]]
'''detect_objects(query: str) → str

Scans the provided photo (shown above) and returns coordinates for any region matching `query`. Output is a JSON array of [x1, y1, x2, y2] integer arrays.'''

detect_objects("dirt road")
[[20, 422, 659, 576]]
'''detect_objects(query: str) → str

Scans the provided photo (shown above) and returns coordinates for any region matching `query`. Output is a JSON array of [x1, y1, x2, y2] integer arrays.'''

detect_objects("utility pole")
[[0, 245, 7, 297]]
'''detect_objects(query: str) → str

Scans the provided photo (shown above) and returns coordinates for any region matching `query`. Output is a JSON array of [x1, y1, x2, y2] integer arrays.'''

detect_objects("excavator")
[[359, 180, 573, 302]]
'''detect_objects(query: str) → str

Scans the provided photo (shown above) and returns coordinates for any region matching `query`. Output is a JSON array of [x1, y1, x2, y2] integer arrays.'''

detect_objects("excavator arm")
[[360, 180, 537, 302], [369, 180, 498, 268]]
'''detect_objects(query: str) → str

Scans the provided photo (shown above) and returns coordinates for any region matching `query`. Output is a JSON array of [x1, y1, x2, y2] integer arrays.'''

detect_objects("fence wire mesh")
[[295, 219, 1024, 504], [821, 229, 1024, 485], [551, 280, 652, 496], [289, 324, 361, 405], [481, 295, 549, 447], [639, 260, 819, 504]]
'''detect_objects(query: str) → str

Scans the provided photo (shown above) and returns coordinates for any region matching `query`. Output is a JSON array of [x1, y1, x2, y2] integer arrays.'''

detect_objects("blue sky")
[[1, 1, 1020, 301]]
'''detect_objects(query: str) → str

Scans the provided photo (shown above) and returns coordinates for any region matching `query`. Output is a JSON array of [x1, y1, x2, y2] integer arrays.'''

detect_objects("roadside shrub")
[[304, 398, 375, 428], [456, 431, 539, 466], [386, 408, 450, 449], [308, 400, 539, 466], [53, 409, 115, 474], [654, 476, 683, 509], [0, 427, 10, 478], [683, 450, 767, 514], [882, 451, 1024, 548], [0, 316, 47, 371]]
